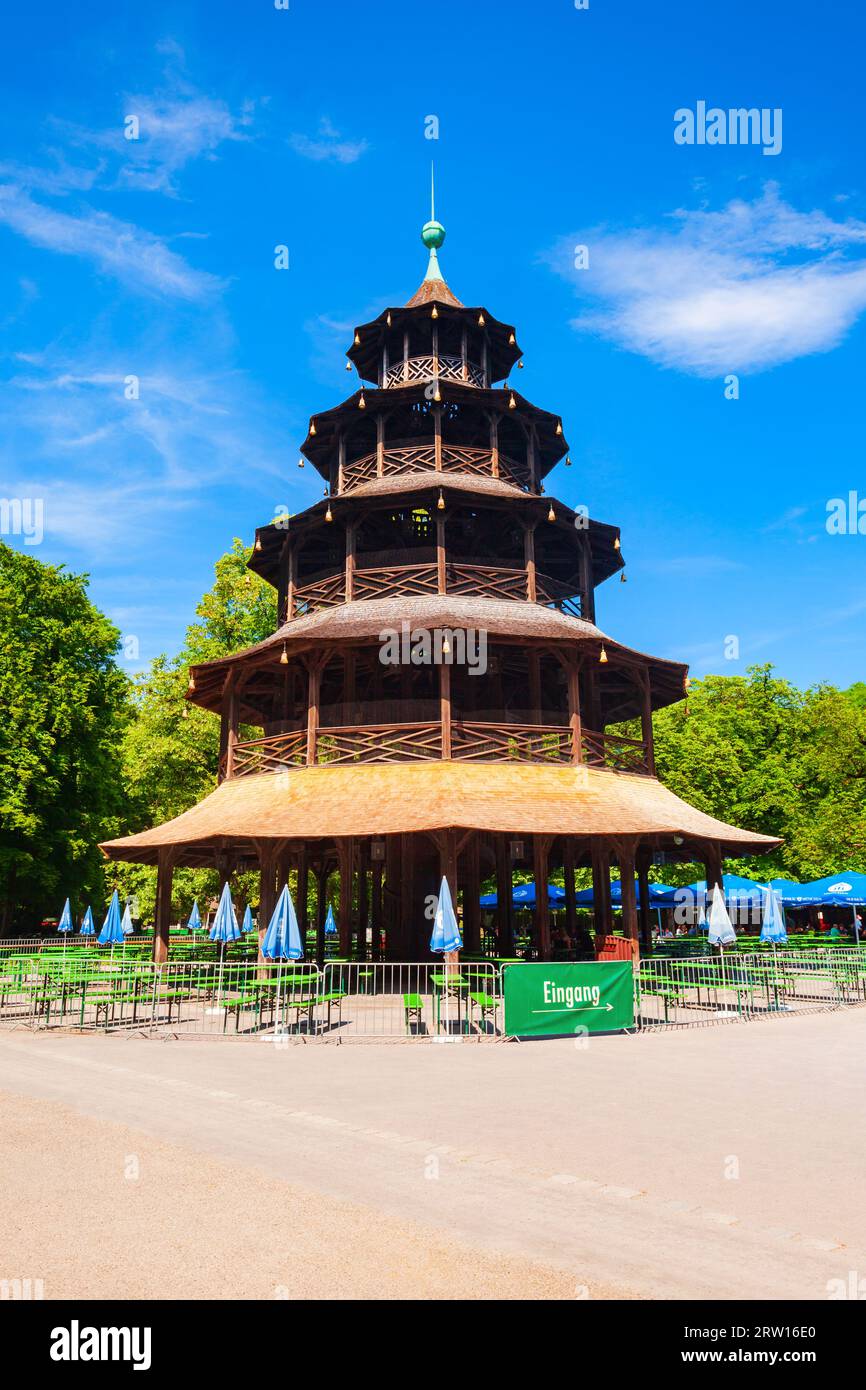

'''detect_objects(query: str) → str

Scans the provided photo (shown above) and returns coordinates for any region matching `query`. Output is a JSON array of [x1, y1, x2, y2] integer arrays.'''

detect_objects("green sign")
[[503, 961, 634, 1037]]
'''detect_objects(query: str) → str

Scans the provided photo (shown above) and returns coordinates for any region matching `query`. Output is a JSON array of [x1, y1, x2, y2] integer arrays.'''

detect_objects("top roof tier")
[[346, 217, 523, 387]]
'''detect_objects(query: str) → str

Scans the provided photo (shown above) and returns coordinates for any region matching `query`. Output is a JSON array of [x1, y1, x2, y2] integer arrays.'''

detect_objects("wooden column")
[[315, 864, 328, 963], [704, 842, 724, 901], [563, 837, 577, 949], [579, 535, 595, 624], [616, 838, 640, 961], [286, 542, 296, 622], [218, 671, 235, 783], [277, 539, 289, 627], [371, 859, 383, 961], [337, 431, 345, 495], [402, 329, 409, 382], [489, 413, 500, 478], [440, 661, 452, 759], [461, 325, 468, 381], [434, 404, 443, 471], [345, 522, 356, 602], [297, 845, 309, 937], [398, 833, 415, 960], [533, 835, 553, 960], [591, 841, 612, 950], [153, 847, 175, 964], [463, 834, 481, 953], [256, 841, 278, 962], [376, 415, 385, 477], [524, 523, 537, 603], [436, 515, 446, 594], [495, 836, 514, 955], [338, 839, 354, 957], [566, 656, 583, 764], [306, 658, 323, 765], [637, 847, 653, 955], [638, 668, 656, 775], [528, 651, 542, 725], [221, 674, 239, 782], [358, 840, 370, 960]]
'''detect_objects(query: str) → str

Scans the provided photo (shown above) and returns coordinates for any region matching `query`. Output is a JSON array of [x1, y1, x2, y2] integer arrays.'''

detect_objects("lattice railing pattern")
[[582, 730, 651, 775], [315, 723, 442, 765], [451, 721, 573, 764], [294, 572, 345, 613], [340, 444, 532, 493], [231, 730, 307, 777], [446, 563, 528, 600], [352, 563, 439, 600], [383, 355, 485, 388]]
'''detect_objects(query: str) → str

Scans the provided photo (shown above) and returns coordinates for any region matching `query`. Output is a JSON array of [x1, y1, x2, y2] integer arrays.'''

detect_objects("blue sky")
[[1, 0, 864, 687]]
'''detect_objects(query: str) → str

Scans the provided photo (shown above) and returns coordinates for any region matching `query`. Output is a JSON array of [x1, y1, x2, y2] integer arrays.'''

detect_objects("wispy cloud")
[[0, 184, 222, 300], [545, 184, 866, 375], [289, 117, 368, 165]]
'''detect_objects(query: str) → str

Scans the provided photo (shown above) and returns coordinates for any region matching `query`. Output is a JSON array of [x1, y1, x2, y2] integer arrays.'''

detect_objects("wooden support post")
[[579, 535, 595, 624], [218, 671, 234, 783], [256, 841, 278, 962], [639, 668, 656, 775], [398, 833, 415, 960], [358, 839, 370, 960], [591, 841, 612, 950], [376, 414, 385, 478], [338, 838, 354, 957], [534, 835, 553, 960], [345, 522, 356, 603], [566, 657, 583, 765], [286, 542, 296, 622], [315, 864, 328, 964], [495, 836, 514, 955], [563, 837, 578, 950], [153, 847, 175, 964], [463, 834, 481, 953], [297, 846, 309, 935], [617, 838, 640, 961], [440, 661, 452, 759], [704, 842, 724, 902], [225, 676, 239, 782], [277, 540, 289, 627], [489, 413, 500, 479], [436, 515, 446, 594], [524, 523, 537, 603], [637, 848, 653, 955], [371, 858, 383, 961], [337, 431, 345, 495], [528, 650, 542, 725], [306, 658, 323, 765], [434, 404, 443, 471]]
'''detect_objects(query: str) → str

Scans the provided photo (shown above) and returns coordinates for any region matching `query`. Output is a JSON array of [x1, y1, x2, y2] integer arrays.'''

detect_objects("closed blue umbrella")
[[98, 890, 125, 946], [121, 901, 134, 936], [324, 904, 337, 936], [261, 884, 303, 961], [80, 906, 95, 937], [186, 899, 202, 932], [241, 904, 255, 934], [57, 898, 74, 934], [760, 886, 787, 945], [430, 876, 462, 954], [707, 886, 736, 947], [209, 882, 241, 944]]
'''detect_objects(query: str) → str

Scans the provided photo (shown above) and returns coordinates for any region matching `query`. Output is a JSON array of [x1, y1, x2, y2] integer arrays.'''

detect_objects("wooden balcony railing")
[[383, 355, 485, 389], [340, 444, 531, 494], [291, 563, 582, 616], [226, 723, 651, 778]]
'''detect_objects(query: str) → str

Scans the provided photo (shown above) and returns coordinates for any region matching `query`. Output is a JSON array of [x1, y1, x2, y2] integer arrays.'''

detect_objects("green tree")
[[0, 543, 130, 932]]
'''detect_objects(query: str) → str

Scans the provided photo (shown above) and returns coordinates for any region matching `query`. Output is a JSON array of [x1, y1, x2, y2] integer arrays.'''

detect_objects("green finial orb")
[[421, 219, 445, 250]]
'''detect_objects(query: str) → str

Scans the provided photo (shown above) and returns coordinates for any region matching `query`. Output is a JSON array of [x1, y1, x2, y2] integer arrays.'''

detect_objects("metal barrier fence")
[[1, 950, 862, 1040], [635, 950, 866, 1028], [0, 957, 503, 1041]]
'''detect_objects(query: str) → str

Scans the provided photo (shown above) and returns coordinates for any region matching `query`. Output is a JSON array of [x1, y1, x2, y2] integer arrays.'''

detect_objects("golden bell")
[[354, 332, 360, 346], [280, 645, 289, 666], [345, 361, 353, 371], [358, 393, 366, 409], [298, 459, 305, 468], [508, 392, 517, 409], [325, 503, 333, 523], [309, 420, 316, 436], [555, 421, 562, 435], [254, 536, 262, 551], [614, 536, 621, 550], [565, 456, 572, 467], [508, 332, 516, 345], [437, 489, 445, 511], [182, 707, 190, 719], [599, 647, 608, 665], [684, 676, 691, 692], [620, 570, 627, 583], [431, 305, 438, 319], [188, 676, 196, 691], [548, 504, 556, 522], [386, 312, 392, 326], [478, 313, 485, 327], [517, 360, 524, 369]]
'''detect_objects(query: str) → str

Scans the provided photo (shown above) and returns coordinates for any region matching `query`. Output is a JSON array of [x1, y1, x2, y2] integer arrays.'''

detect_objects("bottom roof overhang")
[[100, 764, 780, 868]]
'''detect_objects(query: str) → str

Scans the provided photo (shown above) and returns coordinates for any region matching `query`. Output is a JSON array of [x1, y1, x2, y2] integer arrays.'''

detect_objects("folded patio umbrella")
[[209, 881, 241, 944], [261, 884, 303, 960], [707, 885, 737, 947], [324, 904, 338, 936], [80, 906, 95, 937], [430, 876, 462, 954], [241, 904, 255, 934], [98, 890, 125, 946], [121, 901, 134, 936], [57, 898, 74, 935], [186, 899, 202, 932], [759, 886, 787, 944]]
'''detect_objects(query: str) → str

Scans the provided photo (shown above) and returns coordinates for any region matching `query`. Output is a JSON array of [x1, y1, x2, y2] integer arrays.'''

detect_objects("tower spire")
[[421, 162, 446, 284]]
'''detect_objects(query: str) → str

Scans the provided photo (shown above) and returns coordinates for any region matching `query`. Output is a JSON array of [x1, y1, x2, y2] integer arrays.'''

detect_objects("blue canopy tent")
[[572, 880, 676, 908], [797, 872, 866, 943], [479, 883, 565, 909]]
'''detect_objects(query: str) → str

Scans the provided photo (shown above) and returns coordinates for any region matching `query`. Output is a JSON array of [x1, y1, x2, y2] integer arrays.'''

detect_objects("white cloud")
[[0, 184, 222, 300], [546, 184, 866, 375], [289, 117, 368, 165]]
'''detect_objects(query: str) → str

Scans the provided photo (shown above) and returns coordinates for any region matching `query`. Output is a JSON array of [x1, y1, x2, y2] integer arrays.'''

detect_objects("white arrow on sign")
[[531, 1002, 614, 1014]]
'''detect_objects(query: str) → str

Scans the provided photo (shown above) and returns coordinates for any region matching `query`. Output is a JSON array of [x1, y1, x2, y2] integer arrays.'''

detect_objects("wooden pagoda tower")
[[102, 212, 777, 961]]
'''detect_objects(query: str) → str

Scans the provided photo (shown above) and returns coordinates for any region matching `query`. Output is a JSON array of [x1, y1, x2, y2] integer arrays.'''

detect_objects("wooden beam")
[[440, 661, 452, 759], [533, 834, 554, 960], [616, 837, 640, 961], [345, 522, 356, 602], [338, 838, 354, 956], [153, 847, 176, 964], [524, 523, 537, 603], [463, 833, 481, 953]]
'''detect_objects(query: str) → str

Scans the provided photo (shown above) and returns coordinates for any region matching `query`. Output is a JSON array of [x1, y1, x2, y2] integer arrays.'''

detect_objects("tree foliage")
[[0, 543, 130, 930]]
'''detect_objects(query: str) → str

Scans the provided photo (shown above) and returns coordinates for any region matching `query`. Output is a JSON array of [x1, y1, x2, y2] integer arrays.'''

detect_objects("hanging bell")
[[431, 305, 438, 319], [358, 393, 366, 409], [325, 502, 333, 523], [309, 420, 316, 436], [298, 459, 305, 468], [508, 392, 517, 409], [254, 536, 262, 551], [599, 647, 608, 665], [547, 504, 556, 522], [565, 456, 572, 467], [614, 536, 621, 550], [345, 361, 353, 371], [188, 676, 196, 691], [555, 421, 563, 436], [620, 570, 627, 583], [354, 331, 361, 346], [517, 360, 524, 369], [478, 313, 485, 327], [508, 332, 516, 345], [437, 489, 445, 511], [386, 312, 392, 326], [280, 645, 289, 666], [442, 637, 451, 655]]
